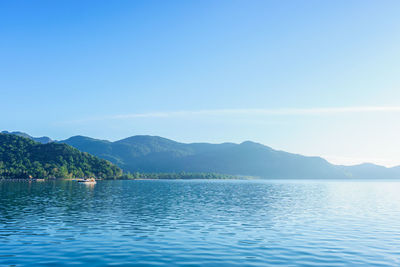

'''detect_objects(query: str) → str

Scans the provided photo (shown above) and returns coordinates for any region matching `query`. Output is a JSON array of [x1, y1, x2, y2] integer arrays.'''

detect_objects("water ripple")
[[1, 179, 400, 266]]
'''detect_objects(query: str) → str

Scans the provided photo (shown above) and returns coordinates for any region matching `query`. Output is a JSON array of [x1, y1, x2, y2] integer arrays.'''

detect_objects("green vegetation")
[[121, 172, 247, 180], [62, 135, 348, 179], [9, 131, 398, 180], [0, 133, 250, 180], [0, 133, 122, 179]]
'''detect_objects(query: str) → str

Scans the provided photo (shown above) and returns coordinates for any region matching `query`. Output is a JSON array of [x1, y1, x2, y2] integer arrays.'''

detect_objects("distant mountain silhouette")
[[1, 131, 53, 144], [59, 135, 400, 179], [5, 131, 399, 179], [338, 163, 400, 179]]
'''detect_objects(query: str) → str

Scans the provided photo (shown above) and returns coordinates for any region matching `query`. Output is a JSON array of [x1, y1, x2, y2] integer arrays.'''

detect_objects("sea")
[[1, 179, 400, 266]]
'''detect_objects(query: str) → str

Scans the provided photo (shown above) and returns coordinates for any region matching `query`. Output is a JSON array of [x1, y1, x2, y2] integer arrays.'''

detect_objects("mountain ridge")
[[0, 133, 122, 179], [60, 134, 400, 179], [3, 131, 399, 179], [1, 131, 53, 144]]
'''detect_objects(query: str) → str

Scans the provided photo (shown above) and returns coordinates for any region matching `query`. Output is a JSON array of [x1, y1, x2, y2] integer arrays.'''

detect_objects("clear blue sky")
[[1, 0, 400, 166]]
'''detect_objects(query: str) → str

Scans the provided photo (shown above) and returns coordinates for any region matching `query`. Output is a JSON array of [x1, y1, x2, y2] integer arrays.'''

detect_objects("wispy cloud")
[[65, 106, 400, 123]]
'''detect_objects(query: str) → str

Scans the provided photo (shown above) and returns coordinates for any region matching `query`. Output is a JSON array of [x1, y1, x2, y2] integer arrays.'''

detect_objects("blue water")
[[1, 180, 400, 266]]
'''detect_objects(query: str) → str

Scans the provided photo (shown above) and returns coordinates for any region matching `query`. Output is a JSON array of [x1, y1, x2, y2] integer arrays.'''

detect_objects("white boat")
[[78, 178, 96, 184]]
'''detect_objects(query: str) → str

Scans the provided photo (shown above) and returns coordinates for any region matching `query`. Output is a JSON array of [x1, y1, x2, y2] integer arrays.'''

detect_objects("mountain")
[[1, 131, 53, 144], [60, 134, 400, 179], [5, 131, 399, 179], [338, 163, 400, 179], [0, 133, 122, 179]]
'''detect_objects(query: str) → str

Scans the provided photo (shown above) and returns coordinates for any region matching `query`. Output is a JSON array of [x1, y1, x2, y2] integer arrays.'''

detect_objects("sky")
[[1, 0, 400, 167]]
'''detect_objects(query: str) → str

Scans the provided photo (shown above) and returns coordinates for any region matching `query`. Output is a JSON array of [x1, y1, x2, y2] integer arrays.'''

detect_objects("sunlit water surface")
[[1, 179, 400, 266]]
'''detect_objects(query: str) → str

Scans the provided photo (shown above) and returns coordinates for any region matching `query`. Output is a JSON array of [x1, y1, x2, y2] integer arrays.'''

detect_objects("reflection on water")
[[1, 179, 400, 266], [82, 182, 96, 189]]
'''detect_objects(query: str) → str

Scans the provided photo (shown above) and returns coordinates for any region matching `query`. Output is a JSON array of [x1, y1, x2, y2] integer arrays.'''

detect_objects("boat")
[[78, 178, 96, 184]]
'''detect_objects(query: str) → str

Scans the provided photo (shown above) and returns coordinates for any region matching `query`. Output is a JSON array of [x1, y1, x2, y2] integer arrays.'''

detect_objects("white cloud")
[[102, 106, 400, 119], [65, 106, 400, 123]]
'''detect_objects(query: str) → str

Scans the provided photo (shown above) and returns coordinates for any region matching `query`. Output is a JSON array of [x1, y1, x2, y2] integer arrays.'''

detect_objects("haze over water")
[[1, 179, 400, 266]]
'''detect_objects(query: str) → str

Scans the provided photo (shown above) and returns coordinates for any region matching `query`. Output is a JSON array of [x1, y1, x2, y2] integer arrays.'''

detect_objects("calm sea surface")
[[1, 179, 400, 266]]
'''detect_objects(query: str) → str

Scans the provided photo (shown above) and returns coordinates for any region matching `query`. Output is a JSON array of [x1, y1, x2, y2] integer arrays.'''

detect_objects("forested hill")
[[1, 130, 52, 144], [62, 135, 348, 179], [0, 133, 122, 179], [61, 135, 400, 179], [4, 131, 400, 180]]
